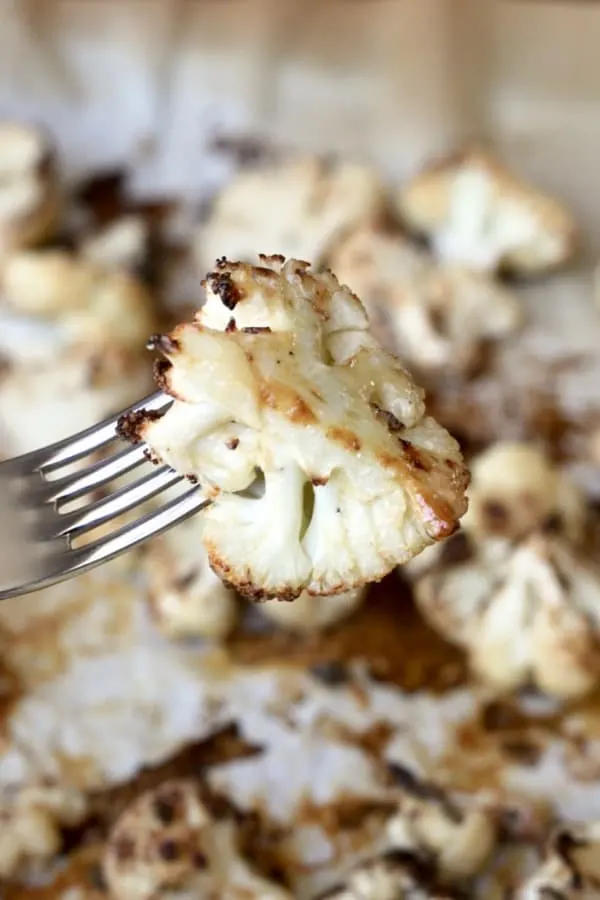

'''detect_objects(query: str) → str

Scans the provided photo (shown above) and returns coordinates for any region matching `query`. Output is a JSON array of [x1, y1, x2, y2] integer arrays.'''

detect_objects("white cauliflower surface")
[[415, 443, 600, 697], [122, 255, 469, 600], [331, 225, 521, 375], [195, 156, 385, 273], [397, 149, 576, 275]]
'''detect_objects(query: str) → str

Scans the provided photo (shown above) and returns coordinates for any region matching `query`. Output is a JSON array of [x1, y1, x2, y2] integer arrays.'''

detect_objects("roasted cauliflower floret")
[[120, 256, 468, 600], [387, 764, 497, 883], [415, 445, 600, 698], [259, 587, 365, 632], [102, 779, 291, 900], [1, 249, 156, 351], [0, 781, 87, 878], [0, 122, 61, 254], [318, 850, 453, 900], [331, 225, 521, 374], [195, 157, 385, 273], [516, 821, 600, 899], [397, 149, 576, 275], [143, 517, 238, 641]]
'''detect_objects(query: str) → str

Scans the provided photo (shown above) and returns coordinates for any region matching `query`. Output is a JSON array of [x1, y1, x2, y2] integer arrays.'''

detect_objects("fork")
[[0, 392, 210, 601]]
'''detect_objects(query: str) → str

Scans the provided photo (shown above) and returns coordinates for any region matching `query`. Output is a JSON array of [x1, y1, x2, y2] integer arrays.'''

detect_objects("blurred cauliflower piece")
[[0, 122, 61, 254], [144, 517, 238, 641], [415, 443, 600, 697], [195, 156, 384, 273], [387, 764, 497, 883], [0, 781, 87, 878], [259, 587, 365, 632], [318, 850, 453, 899], [103, 779, 291, 900], [516, 821, 600, 899], [331, 225, 521, 374], [80, 214, 149, 273], [0, 348, 152, 451], [1, 248, 155, 351], [397, 149, 576, 275], [462, 442, 586, 552], [120, 256, 469, 600], [0, 247, 157, 453]]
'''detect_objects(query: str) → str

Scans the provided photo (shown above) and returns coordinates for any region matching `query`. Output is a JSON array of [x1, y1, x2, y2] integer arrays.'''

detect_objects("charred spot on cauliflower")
[[397, 148, 576, 275], [102, 779, 291, 900], [121, 256, 469, 600], [415, 444, 600, 698]]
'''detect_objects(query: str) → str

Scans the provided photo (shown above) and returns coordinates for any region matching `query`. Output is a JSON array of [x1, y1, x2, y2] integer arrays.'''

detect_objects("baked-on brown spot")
[[208, 271, 242, 310], [226, 437, 240, 450], [388, 763, 463, 823], [259, 382, 317, 425], [153, 358, 173, 392], [242, 326, 272, 334], [311, 476, 329, 486], [398, 439, 431, 472], [116, 409, 163, 444], [327, 426, 361, 453], [152, 792, 179, 825], [113, 834, 135, 861], [158, 839, 180, 861]]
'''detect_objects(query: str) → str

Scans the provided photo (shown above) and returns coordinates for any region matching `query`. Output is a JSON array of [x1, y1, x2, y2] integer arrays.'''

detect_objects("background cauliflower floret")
[[0, 243, 158, 453], [0, 122, 61, 254], [331, 224, 522, 375], [102, 779, 291, 900], [143, 516, 239, 641], [320, 851, 454, 900], [259, 587, 365, 632], [462, 442, 587, 553], [195, 156, 385, 273], [396, 149, 576, 275], [0, 348, 152, 453], [415, 444, 600, 698], [386, 764, 497, 883], [1, 248, 156, 351], [516, 821, 600, 899], [122, 256, 468, 600], [0, 781, 87, 879]]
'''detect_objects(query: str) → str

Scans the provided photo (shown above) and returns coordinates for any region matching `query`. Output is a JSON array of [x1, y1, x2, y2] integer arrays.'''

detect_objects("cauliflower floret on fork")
[[118, 256, 469, 601]]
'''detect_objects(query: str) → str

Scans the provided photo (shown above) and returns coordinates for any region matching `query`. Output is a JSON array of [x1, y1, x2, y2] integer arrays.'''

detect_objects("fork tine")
[[32, 444, 149, 507], [64, 486, 210, 575], [52, 466, 183, 540]]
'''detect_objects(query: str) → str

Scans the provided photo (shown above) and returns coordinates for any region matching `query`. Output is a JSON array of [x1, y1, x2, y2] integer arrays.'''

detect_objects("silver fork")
[[0, 392, 210, 601]]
